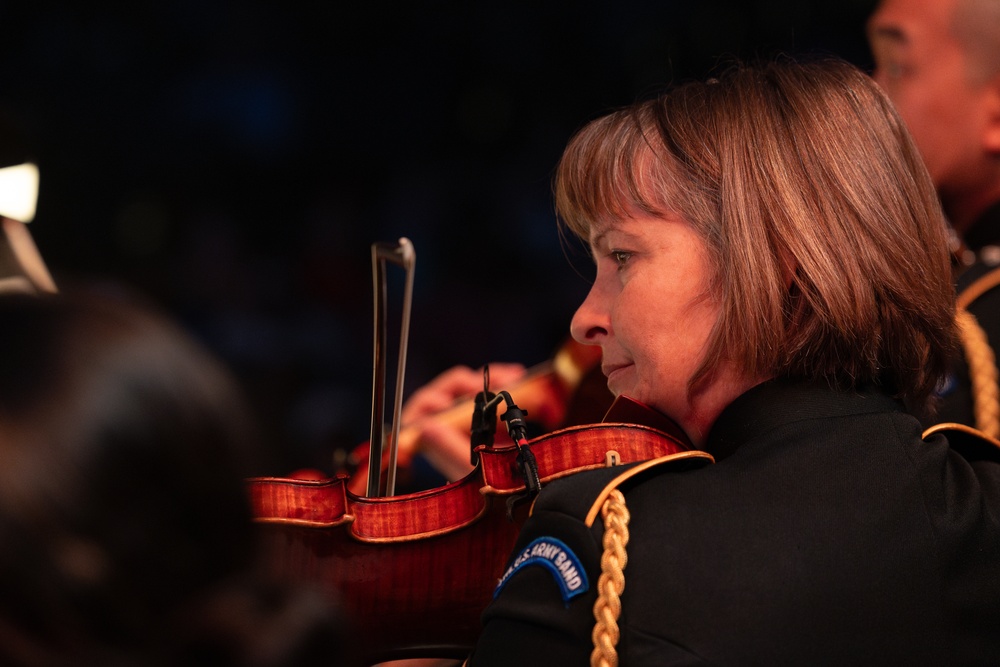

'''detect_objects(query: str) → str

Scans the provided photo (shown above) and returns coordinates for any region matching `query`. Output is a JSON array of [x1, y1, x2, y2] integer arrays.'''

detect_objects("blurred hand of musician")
[[400, 362, 527, 481]]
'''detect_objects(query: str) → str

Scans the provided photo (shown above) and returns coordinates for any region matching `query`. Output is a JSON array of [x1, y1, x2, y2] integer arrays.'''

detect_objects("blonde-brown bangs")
[[554, 107, 673, 239]]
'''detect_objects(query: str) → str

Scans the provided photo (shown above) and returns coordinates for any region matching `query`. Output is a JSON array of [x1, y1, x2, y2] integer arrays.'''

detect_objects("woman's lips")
[[603, 362, 632, 387]]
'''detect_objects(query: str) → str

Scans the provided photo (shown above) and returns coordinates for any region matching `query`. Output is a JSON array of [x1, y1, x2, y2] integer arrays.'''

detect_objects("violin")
[[248, 395, 706, 663]]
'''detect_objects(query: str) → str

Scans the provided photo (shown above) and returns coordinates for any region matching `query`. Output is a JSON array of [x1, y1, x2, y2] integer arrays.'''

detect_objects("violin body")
[[248, 405, 694, 663], [252, 474, 518, 660]]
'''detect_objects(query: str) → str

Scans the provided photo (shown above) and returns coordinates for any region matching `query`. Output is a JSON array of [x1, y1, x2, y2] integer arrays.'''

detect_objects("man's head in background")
[[868, 0, 1000, 237]]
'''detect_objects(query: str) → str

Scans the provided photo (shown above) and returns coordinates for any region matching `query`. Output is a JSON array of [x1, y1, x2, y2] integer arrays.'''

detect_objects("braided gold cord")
[[591, 488, 630, 667], [956, 308, 1000, 439]]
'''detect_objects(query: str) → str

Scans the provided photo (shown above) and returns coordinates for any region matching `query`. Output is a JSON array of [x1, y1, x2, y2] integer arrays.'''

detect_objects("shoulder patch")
[[493, 537, 589, 603]]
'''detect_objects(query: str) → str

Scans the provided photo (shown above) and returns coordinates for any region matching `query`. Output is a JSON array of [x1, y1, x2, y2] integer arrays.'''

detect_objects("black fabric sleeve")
[[467, 465, 638, 666], [467, 506, 602, 666]]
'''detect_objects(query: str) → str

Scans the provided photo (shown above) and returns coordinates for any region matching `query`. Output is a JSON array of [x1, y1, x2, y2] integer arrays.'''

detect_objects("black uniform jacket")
[[468, 379, 1000, 665]]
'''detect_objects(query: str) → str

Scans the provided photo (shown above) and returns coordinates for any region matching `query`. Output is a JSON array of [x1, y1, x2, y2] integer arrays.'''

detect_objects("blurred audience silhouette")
[[0, 289, 355, 666]]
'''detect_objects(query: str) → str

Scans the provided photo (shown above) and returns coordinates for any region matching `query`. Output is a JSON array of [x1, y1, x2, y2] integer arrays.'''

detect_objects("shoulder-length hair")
[[555, 58, 958, 414]]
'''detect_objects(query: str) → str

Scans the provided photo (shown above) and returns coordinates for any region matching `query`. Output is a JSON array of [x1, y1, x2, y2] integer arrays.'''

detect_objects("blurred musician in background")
[[868, 0, 1000, 434]]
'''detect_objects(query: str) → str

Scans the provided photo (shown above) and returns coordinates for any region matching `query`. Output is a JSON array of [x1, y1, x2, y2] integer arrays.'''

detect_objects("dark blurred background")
[[0, 0, 878, 475]]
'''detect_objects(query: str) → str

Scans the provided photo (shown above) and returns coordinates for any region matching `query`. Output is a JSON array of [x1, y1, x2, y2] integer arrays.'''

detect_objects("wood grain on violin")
[[250, 472, 517, 661]]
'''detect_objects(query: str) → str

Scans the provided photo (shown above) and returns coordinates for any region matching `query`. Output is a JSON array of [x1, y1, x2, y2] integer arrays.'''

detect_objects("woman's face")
[[570, 211, 751, 446]]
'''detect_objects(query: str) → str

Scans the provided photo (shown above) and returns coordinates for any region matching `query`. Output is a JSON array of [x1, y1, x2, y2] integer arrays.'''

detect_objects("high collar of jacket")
[[704, 378, 907, 461]]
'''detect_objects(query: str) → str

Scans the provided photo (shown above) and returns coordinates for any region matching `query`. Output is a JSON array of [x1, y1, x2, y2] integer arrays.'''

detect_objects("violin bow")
[[368, 238, 416, 497]]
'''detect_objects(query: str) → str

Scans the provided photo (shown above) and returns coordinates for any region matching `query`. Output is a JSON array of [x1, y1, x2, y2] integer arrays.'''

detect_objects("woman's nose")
[[570, 286, 609, 345]]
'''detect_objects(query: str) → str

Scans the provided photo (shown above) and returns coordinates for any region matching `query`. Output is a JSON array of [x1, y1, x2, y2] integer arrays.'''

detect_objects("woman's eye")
[[611, 250, 632, 269]]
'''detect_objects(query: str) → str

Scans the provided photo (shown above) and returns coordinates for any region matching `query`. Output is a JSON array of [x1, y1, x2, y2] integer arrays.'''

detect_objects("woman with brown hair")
[[467, 58, 1000, 665]]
